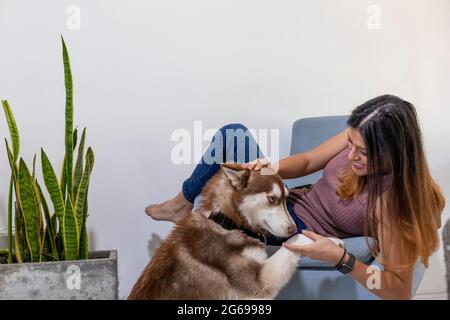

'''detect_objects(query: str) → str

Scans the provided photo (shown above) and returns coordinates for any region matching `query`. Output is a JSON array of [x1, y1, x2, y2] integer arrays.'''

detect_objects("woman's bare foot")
[[145, 192, 193, 223]]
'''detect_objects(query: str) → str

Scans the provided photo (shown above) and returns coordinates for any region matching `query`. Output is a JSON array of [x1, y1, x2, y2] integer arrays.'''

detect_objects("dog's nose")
[[287, 224, 297, 235]]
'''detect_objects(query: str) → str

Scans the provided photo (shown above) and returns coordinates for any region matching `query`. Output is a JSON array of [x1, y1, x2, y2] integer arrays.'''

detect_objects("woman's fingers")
[[301, 230, 323, 241], [248, 161, 257, 170], [255, 158, 270, 171], [242, 161, 255, 170], [243, 159, 271, 171]]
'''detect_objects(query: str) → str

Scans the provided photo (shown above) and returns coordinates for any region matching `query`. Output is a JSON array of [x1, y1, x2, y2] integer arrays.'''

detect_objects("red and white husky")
[[128, 163, 344, 300]]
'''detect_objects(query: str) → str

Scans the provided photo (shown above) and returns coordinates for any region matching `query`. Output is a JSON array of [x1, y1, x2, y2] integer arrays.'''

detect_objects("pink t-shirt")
[[289, 148, 390, 238]]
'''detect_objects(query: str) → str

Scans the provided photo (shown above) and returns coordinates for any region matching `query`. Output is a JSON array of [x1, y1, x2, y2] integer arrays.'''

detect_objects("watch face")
[[339, 264, 353, 274]]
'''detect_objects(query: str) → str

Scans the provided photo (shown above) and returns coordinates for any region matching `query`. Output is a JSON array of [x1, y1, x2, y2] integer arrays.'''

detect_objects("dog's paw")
[[286, 234, 314, 246], [327, 237, 346, 249]]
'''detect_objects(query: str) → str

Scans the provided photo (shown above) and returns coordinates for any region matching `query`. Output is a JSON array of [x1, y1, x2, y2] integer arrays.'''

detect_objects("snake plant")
[[1, 36, 94, 262]]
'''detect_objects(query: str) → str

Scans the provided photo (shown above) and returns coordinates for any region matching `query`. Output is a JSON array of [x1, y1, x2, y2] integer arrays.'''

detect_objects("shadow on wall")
[[148, 233, 163, 258], [88, 229, 97, 252]]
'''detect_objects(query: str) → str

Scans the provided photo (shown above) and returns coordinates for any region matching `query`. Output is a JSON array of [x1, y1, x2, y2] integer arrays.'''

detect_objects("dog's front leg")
[[258, 234, 312, 299]]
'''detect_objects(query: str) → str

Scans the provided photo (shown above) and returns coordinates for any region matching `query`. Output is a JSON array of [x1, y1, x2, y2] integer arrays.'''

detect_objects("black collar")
[[208, 211, 267, 244]]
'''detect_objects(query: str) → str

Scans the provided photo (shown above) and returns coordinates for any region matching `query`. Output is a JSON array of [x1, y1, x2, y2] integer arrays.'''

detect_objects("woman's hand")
[[283, 230, 346, 265], [242, 158, 271, 171]]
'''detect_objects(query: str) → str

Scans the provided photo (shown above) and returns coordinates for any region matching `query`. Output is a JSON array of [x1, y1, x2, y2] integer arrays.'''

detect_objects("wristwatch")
[[335, 249, 356, 274]]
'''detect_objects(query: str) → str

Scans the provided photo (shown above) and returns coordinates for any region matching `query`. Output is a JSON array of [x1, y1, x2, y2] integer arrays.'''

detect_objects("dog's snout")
[[287, 224, 297, 235]]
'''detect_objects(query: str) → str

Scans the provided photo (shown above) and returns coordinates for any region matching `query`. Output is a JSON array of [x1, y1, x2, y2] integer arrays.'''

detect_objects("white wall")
[[0, 0, 449, 299]]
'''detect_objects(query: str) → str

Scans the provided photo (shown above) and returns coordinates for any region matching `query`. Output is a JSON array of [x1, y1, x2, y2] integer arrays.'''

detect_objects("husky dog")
[[128, 164, 344, 300]]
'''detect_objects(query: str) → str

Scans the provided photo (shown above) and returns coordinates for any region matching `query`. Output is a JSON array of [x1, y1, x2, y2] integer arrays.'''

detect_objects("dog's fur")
[[128, 164, 344, 300]]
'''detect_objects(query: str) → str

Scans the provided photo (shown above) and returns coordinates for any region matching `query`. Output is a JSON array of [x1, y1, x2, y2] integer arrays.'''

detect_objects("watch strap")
[[336, 251, 356, 274]]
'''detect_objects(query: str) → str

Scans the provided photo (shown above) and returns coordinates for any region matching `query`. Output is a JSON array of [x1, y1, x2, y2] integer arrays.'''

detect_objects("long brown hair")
[[337, 95, 445, 268]]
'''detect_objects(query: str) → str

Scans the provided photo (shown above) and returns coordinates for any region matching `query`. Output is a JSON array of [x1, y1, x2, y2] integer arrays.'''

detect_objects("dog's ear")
[[221, 163, 250, 190]]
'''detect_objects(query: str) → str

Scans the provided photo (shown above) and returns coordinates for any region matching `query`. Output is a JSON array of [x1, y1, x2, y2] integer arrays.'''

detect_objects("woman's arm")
[[283, 230, 414, 299], [345, 251, 413, 300], [276, 128, 349, 179], [283, 198, 415, 300]]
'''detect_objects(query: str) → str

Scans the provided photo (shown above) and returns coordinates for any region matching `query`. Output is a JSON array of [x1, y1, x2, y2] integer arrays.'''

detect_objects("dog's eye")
[[267, 196, 276, 203]]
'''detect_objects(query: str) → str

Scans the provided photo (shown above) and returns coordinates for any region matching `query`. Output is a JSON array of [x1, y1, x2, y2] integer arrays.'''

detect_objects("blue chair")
[[272, 116, 426, 299]]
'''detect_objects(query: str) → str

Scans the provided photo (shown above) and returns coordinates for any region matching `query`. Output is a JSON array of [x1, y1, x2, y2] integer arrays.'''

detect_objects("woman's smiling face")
[[347, 127, 368, 176]]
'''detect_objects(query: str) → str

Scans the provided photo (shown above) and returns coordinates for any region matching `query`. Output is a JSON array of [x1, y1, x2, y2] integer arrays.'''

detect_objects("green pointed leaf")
[[41, 225, 59, 262], [5, 140, 19, 263], [2, 100, 20, 161], [75, 146, 93, 234], [63, 195, 79, 260], [62, 36, 74, 201], [50, 213, 58, 238], [60, 154, 67, 203], [5, 140, 19, 189], [7, 177, 14, 263], [3, 101, 21, 263], [35, 180, 58, 260], [41, 227, 50, 262], [14, 202, 27, 263], [73, 127, 78, 151], [79, 224, 88, 260], [32, 154, 36, 178], [17, 158, 41, 262], [74, 128, 86, 199], [32, 178, 44, 257], [41, 149, 65, 229]]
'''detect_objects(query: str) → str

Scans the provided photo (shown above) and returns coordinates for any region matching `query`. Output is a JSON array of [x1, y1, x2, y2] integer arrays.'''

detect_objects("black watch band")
[[335, 251, 356, 274]]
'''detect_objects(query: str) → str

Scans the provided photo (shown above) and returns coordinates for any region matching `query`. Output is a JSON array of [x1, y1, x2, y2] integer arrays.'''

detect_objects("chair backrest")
[[285, 115, 349, 188]]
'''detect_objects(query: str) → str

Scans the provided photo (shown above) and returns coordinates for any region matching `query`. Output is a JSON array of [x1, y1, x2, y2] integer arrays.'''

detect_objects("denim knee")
[[219, 123, 248, 133]]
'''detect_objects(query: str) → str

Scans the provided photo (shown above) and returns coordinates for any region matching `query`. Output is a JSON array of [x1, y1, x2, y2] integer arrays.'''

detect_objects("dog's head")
[[221, 163, 297, 238]]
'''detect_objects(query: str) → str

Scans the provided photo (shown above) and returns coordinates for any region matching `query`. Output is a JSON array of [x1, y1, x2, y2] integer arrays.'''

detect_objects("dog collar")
[[208, 211, 267, 244]]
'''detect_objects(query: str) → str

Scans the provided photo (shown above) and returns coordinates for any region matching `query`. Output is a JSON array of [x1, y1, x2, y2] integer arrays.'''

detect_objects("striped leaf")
[[41, 225, 59, 261], [74, 146, 93, 236], [79, 224, 88, 260], [14, 202, 28, 263], [5, 140, 22, 261], [6, 177, 14, 263], [73, 127, 78, 151], [41, 226, 50, 262], [41, 149, 65, 231], [5, 141, 18, 263], [74, 128, 86, 199], [5, 140, 19, 192], [32, 153, 36, 178], [78, 148, 94, 259], [3, 101, 19, 263], [62, 36, 74, 201], [2, 100, 20, 161], [17, 158, 41, 262], [32, 178, 44, 257], [60, 154, 67, 203], [35, 180, 58, 260], [63, 195, 79, 260]]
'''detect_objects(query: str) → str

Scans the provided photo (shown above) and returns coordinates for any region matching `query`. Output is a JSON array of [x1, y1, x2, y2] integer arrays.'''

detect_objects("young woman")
[[146, 94, 445, 300]]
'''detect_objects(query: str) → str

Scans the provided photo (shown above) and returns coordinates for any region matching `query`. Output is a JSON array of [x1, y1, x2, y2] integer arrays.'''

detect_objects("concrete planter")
[[0, 243, 118, 300], [444, 219, 450, 300]]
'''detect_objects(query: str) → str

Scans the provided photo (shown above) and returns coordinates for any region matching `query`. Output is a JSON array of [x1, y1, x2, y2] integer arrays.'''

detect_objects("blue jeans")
[[181, 123, 306, 245]]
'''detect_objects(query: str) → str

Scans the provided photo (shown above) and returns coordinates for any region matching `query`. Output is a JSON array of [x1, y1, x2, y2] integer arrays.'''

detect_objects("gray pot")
[[0, 240, 118, 300], [444, 219, 450, 300]]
